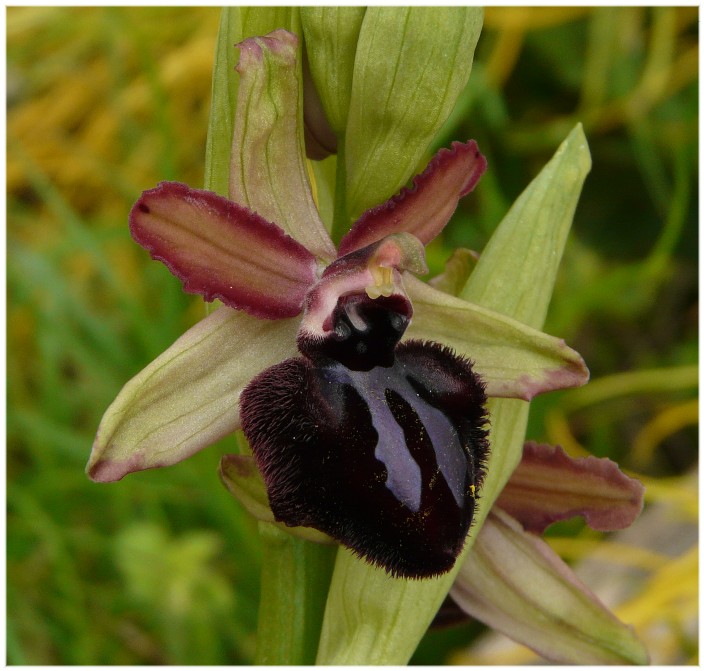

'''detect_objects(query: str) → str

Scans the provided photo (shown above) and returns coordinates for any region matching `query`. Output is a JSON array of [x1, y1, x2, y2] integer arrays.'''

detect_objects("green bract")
[[301, 7, 365, 135], [344, 7, 483, 219], [300, 7, 483, 239], [464, 123, 594, 526]]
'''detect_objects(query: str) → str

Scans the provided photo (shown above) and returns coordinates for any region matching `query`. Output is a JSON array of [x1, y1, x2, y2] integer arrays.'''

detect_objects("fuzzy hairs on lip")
[[240, 280, 489, 579]]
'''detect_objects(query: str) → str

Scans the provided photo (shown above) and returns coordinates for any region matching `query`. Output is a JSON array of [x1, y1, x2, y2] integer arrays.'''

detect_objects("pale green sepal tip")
[[405, 276, 589, 401], [451, 510, 649, 665], [86, 308, 299, 483]]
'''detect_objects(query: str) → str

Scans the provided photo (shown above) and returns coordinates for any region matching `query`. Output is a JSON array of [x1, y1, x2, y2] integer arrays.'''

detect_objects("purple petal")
[[338, 140, 486, 256], [497, 442, 645, 533], [130, 182, 318, 319], [450, 509, 649, 664]]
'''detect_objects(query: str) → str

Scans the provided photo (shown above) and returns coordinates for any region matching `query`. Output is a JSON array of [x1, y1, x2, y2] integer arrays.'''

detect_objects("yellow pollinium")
[[366, 265, 395, 299]]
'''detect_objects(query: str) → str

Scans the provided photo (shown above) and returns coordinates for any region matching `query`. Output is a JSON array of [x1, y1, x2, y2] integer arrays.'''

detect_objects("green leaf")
[[462, 123, 592, 525], [345, 7, 483, 220], [204, 8, 242, 197]]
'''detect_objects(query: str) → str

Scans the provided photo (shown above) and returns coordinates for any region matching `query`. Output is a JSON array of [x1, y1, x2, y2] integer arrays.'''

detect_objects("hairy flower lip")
[[84, 21, 648, 659], [88, 134, 589, 484], [240, 338, 489, 579]]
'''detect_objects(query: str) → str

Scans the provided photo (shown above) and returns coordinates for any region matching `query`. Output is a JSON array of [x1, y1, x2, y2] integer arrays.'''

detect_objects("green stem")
[[330, 136, 349, 246], [255, 523, 337, 665]]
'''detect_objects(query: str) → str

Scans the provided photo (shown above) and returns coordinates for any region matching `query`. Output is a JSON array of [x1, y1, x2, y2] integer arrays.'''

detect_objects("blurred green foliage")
[[7, 6, 698, 665]]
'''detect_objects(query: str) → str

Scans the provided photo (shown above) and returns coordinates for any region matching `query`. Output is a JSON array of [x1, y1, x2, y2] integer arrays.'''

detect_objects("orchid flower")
[[87, 28, 586, 579], [87, 17, 648, 666]]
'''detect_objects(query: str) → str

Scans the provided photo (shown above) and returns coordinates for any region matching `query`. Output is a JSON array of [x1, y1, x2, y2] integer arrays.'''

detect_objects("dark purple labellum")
[[241, 293, 489, 579]]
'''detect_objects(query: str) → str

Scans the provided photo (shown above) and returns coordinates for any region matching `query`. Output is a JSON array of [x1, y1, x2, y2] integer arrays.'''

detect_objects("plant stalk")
[[255, 523, 337, 665]]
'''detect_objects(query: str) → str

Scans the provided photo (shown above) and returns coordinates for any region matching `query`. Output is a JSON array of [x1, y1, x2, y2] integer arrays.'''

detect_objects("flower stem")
[[255, 523, 337, 665], [330, 136, 349, 245]]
